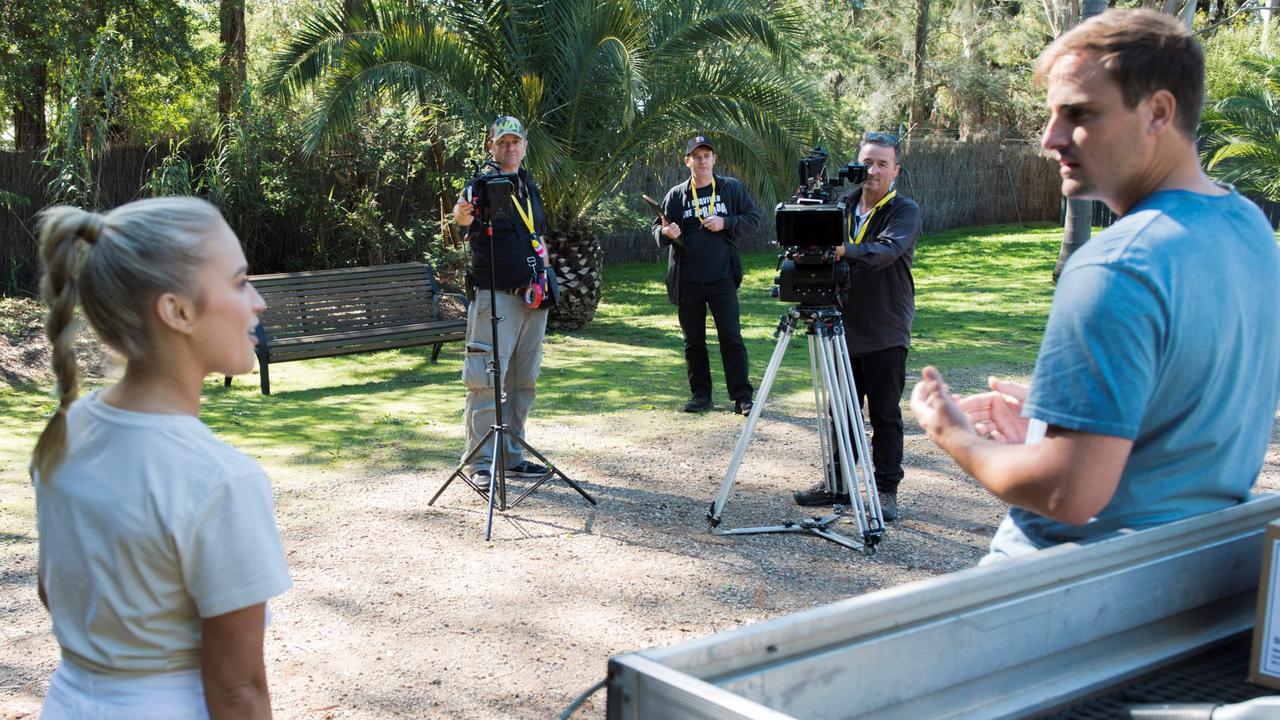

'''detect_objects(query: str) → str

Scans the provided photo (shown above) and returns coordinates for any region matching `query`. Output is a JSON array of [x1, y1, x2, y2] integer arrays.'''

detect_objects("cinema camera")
[[463, 161, 521, 223], [772, 147, 867, 306]]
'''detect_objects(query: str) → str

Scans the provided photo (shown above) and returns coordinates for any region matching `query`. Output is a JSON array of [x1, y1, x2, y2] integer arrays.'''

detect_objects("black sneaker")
[[793, 482, 850, 507], [683, 396, 713, 413], [878, 492, 900, 522], [507, 460, 550, 477], [733, 398, 754, 416]]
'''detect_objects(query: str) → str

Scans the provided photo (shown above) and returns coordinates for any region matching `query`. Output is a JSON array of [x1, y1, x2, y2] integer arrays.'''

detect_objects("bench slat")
[[249, 262, 427, 282], [269, 329, 466, 362], [265, 320, 466, 348], [230, 261, 466, 394]]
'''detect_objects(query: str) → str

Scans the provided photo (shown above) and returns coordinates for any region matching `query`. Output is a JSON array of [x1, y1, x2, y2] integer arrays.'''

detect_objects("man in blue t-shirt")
[[909, 9, 1280, 562]]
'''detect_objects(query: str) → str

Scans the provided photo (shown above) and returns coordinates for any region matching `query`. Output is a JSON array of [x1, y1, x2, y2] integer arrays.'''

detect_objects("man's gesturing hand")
[[955, 376, 1031, 444], [910, 366, 974, 443], [662, 222, 682, 239], [701, 215, 725, 232]]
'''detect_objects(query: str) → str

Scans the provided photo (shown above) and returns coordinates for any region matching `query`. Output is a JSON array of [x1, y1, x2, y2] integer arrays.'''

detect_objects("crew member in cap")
[[792, 132, 921, 522], [652, 136, 763, 415], [453, 115, 552, 487]]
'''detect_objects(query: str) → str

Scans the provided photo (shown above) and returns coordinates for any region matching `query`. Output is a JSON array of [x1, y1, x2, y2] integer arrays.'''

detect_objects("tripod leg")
[[818, 333, 869, 535], [485, 428, 504, 540], [708, 318, 796, 525], [808, 332, 835, 493], [833, 337, 883, 528], [431, 428, 499, 505], [505, 435, 597, 506]]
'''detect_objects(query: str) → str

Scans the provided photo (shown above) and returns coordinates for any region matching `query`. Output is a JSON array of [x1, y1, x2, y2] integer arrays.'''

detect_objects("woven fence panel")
[[603, 140, 1063, 263], [2, 140, 1067, 295]]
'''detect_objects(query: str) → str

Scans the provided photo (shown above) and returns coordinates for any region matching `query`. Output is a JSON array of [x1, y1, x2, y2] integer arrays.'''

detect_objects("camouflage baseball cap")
[[489, 115, 527, 140]]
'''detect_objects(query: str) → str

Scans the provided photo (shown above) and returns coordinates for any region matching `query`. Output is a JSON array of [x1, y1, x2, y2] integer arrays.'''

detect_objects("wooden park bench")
[[225, 262, 468, 395]]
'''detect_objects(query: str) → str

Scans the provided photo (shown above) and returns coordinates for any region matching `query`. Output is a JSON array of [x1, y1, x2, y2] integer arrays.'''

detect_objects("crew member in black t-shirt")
[[652, 135, 763, 415]]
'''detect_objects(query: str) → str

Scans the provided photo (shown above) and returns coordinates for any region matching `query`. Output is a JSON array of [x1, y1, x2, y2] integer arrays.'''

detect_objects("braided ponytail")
[[30, 198, 221, 481], [32, 207, 102, 480]]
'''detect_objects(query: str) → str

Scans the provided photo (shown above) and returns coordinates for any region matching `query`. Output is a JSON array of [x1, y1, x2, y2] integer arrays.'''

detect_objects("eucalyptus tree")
[[264, 0, 815, 329]]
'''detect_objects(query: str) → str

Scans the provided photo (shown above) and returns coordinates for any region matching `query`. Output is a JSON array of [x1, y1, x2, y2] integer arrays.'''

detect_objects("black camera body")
[[466, 162, 521, 224], [772, 148, 865, 306]]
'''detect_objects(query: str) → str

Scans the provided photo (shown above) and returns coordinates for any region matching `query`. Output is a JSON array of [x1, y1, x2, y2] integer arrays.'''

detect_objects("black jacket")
[[838, 187, 922, 354], [651, 174, 763, 304], [464, 167, 547, 292]]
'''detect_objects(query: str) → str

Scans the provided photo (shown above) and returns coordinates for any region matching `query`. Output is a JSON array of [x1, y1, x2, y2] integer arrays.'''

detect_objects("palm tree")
[[264, 0, 814, 329], [1200, 56, 1280, 204]]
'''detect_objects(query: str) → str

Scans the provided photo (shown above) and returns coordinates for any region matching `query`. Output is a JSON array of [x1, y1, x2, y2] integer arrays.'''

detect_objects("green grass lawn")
[[0, 223, 1062, 539]]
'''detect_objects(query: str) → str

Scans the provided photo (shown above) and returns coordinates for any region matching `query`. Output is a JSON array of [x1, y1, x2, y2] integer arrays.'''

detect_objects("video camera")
[[771, 148, 867, 307], [464, 161, 521, 224]]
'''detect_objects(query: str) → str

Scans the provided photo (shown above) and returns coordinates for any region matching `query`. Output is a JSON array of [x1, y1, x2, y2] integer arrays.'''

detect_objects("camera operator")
[[793, 133, 921, 521], [653, 135, 763, 415], [452, 115, 551, 487]]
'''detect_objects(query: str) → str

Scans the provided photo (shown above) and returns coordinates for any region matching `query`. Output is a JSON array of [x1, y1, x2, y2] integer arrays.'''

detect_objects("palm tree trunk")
[[546, 220, 604, 330]]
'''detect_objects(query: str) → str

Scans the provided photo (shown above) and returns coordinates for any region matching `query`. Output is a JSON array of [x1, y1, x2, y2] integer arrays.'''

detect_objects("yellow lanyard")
[[691, 176, 717, 221], [850, 189, 897, 244], [511, 193, 535, 235]]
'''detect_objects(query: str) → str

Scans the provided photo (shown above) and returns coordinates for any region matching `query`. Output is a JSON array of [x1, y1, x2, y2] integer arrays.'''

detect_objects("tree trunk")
[[13, 62, 48, 153], [1052, 0, 1107, 281], [546, 220, 604, 331], [1263, 0, 1273, 55], [910, 0, 931, 131], [430, 135, 461, 249], [219, 0, 247, 124]]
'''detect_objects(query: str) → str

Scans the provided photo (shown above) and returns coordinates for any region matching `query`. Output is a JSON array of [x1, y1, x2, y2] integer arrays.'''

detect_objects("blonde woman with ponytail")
[[31, 197, 291, 720]]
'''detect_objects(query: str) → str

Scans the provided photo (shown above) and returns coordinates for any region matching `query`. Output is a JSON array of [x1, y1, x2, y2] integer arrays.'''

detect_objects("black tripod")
[[429, 180, 596, 540]]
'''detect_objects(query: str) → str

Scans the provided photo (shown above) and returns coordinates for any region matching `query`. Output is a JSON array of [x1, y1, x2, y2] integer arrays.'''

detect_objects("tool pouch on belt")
[[520, 264, 559, 310]]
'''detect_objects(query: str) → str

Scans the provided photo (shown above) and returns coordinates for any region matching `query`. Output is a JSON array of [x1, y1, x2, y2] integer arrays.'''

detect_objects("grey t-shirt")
[[35, 392, 292, 674]]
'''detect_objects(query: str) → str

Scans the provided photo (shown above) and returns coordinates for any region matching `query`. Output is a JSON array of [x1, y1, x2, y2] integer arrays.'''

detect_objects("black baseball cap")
[[683, 135, 715, 156]]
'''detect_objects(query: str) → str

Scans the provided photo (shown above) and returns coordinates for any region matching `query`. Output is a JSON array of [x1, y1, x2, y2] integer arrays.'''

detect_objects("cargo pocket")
[[462, 342, 493, 389]]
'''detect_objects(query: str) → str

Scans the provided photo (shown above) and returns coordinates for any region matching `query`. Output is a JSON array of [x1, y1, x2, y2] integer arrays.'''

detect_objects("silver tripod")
[[707, 306, 885, 552]]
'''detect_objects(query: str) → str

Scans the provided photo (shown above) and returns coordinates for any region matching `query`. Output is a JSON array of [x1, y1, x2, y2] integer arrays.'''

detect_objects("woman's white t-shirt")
[[34, 391, 292, 675]]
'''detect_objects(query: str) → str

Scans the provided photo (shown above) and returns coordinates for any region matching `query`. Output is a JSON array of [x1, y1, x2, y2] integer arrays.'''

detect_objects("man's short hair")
[[860, 131, 900, 164], [1035, 9, 1204, 138]]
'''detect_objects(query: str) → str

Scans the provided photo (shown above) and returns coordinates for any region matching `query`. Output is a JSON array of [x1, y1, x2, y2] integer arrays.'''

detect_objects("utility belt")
[[466, 271, 558, 310]]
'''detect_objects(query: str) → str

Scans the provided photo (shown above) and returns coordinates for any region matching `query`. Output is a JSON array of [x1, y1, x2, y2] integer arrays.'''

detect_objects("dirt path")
[[3, 299, 1278, 718], [5, 395, 1277, 719]]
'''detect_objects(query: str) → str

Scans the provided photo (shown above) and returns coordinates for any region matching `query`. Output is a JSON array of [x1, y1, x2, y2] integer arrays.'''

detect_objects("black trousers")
[[834, 344, 907, 494], [677, 278, 753, 403]]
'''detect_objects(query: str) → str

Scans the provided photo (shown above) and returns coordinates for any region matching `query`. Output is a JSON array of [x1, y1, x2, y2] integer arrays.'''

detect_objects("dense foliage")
[[1, 0, 1275, 306]]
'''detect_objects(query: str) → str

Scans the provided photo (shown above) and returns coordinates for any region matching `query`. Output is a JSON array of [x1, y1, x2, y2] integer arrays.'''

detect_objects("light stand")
[[429, 178, 596, 540], [707, 305, 885, 552]]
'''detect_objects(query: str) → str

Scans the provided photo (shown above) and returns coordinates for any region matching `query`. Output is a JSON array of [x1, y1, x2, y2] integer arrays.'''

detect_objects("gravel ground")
[[3, 301, 1278, 719]]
